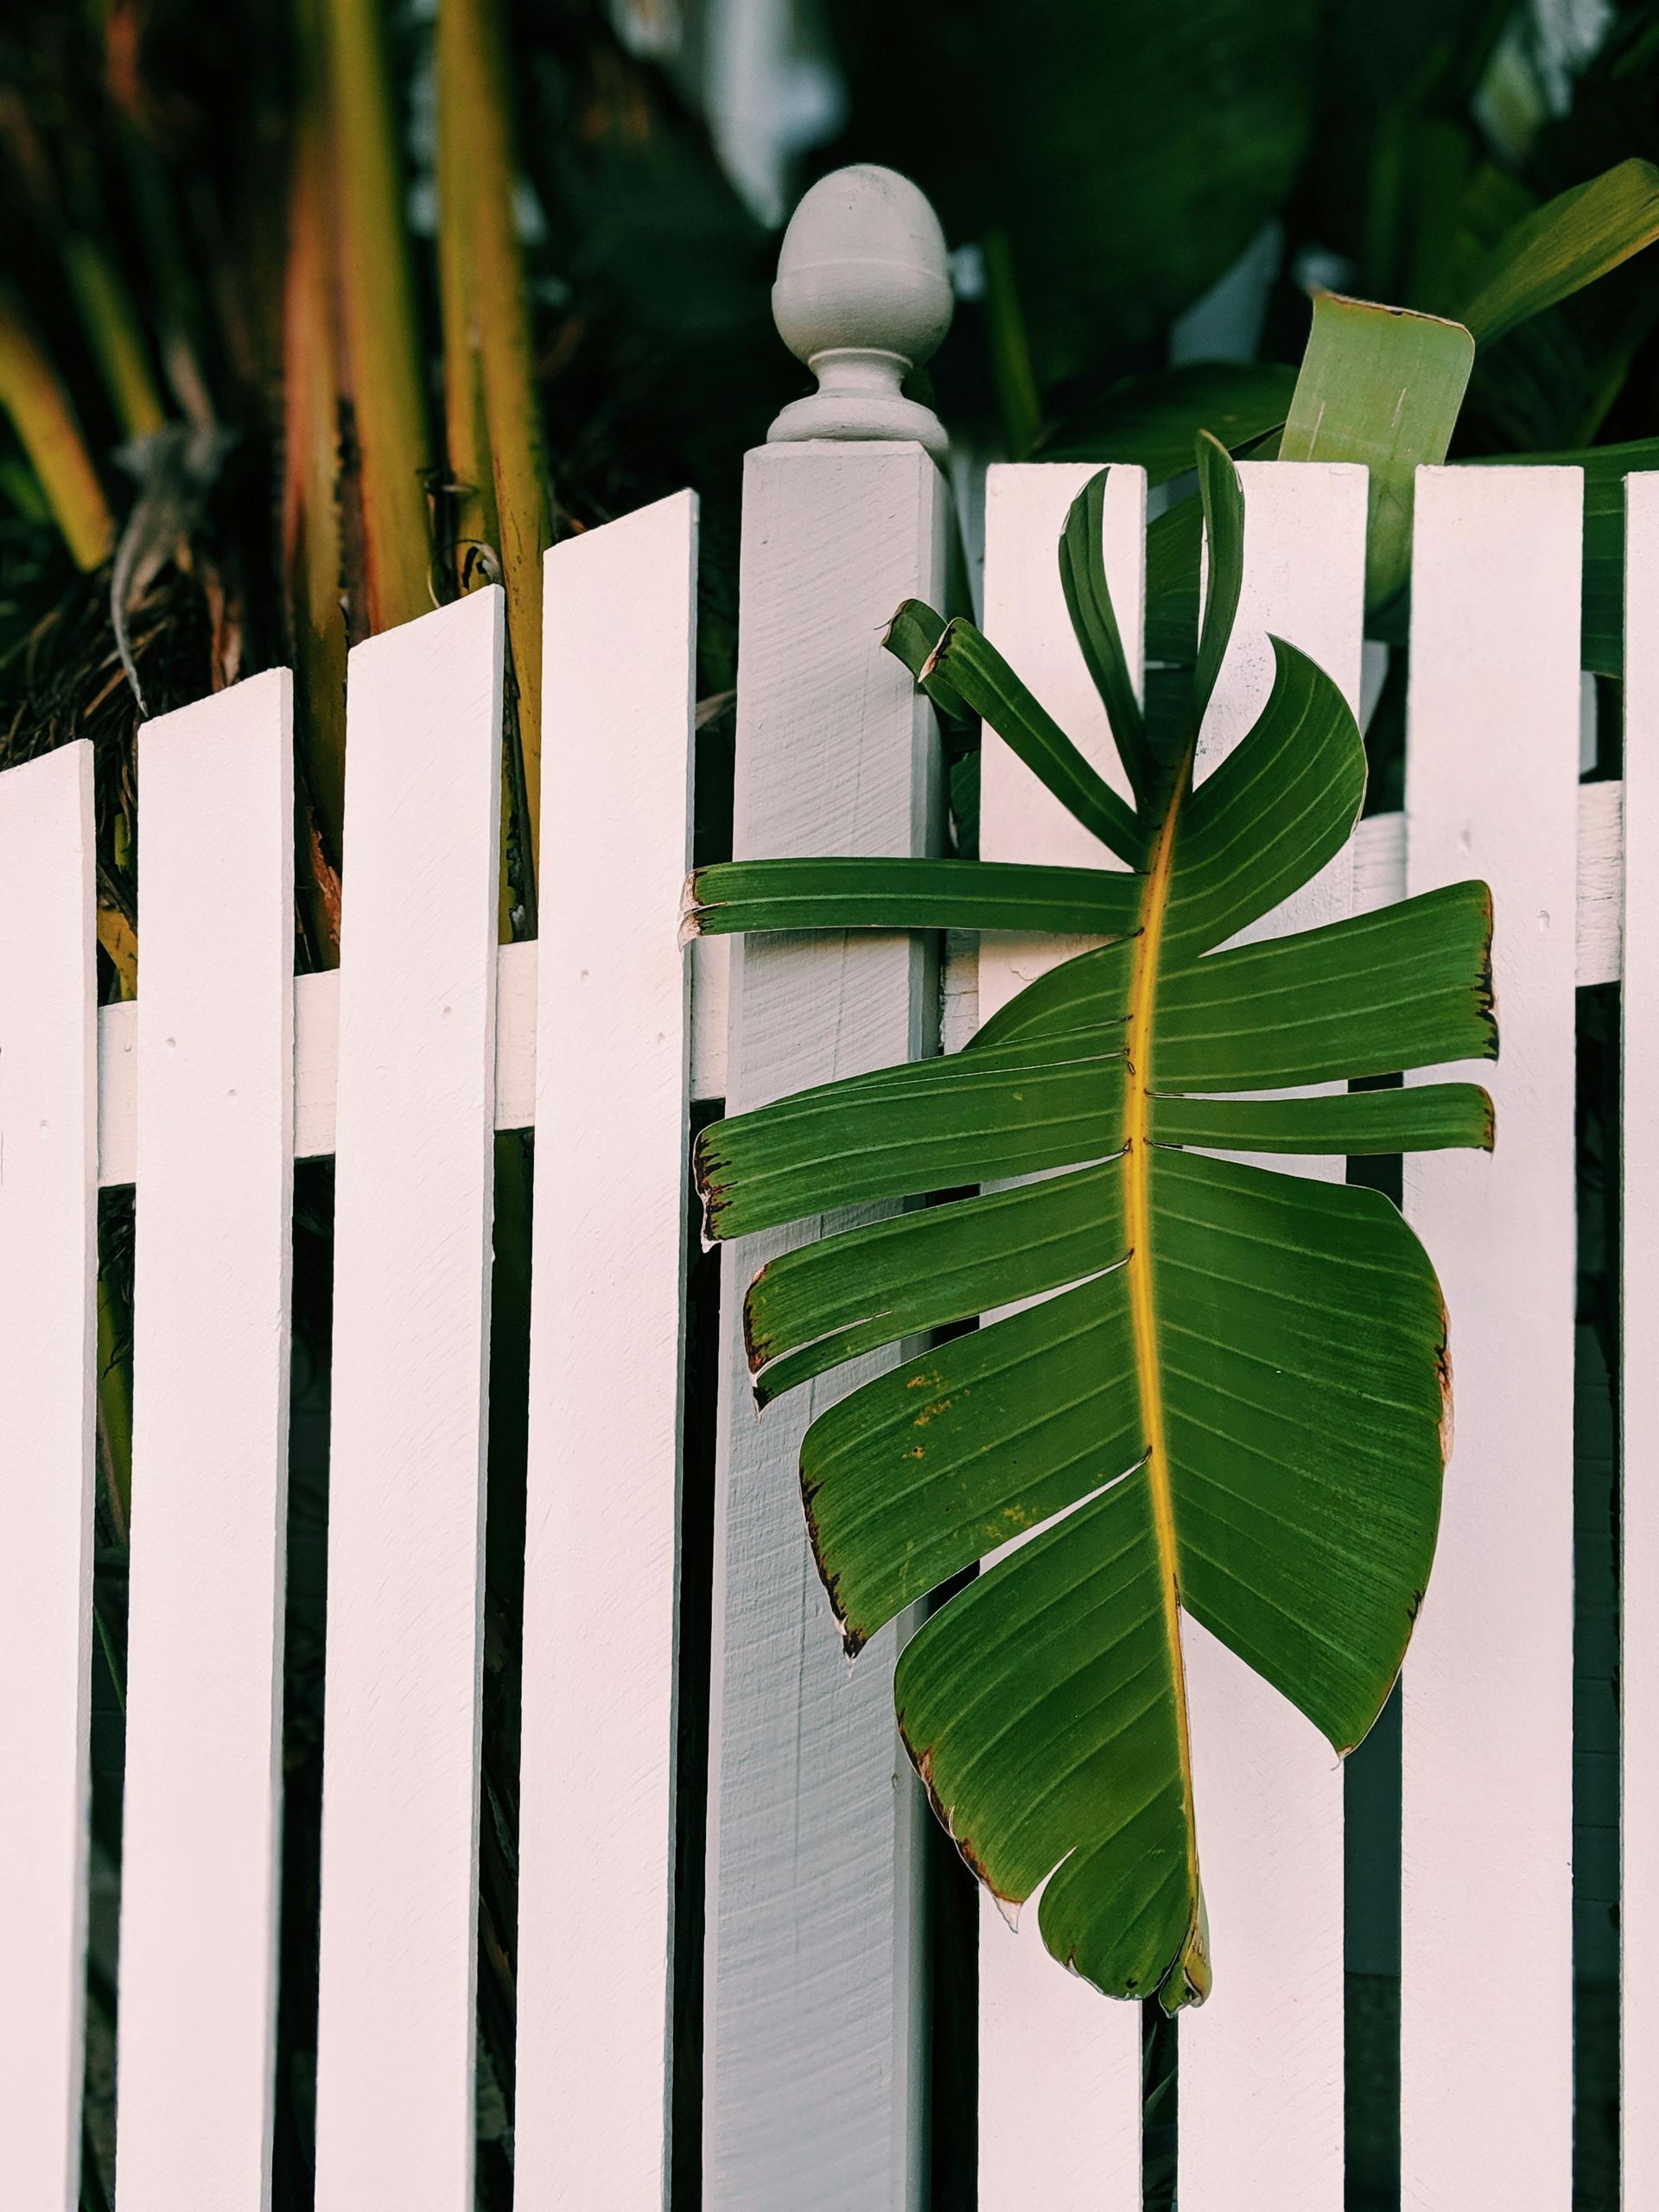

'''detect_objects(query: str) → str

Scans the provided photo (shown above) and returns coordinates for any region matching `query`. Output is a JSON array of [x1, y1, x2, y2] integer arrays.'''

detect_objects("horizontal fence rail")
[[87, 784, 1624, 1186], [0, 442, 1641, 2209]]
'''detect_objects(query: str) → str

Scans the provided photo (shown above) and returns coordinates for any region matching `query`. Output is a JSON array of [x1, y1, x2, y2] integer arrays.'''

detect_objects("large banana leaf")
[[686, 436, 1494, 2011]]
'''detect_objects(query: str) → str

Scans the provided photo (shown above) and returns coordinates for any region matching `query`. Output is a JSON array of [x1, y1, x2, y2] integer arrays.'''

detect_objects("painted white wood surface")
[[0, 741, 96, 2212], [514, 492, 698, 2203], [1624, 472, 1659, 2201], [1400, 467, 1581, 2209], [114, 673, 295, 2211], [312, 588, 504, 2212], [976, 460, 1145, 2212], [1179, 462, 1366, 2212], [703, 440, 945, 2212]]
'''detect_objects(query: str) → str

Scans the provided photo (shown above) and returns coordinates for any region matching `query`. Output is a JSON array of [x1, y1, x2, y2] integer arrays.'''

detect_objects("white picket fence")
[[0, 168, 1647, 2209]]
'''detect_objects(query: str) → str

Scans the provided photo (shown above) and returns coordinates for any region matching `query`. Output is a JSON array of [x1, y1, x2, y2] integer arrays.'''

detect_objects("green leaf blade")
[[1058, 468, 1156, 804], [1279, 293, 1474, 608], [682, 856, 1143, 942], [1149, 1081, 1494, 1155], [695, 1039, 1128, 1239], [925, 619, 1145, 863], [1458, 156, 1659, 346]]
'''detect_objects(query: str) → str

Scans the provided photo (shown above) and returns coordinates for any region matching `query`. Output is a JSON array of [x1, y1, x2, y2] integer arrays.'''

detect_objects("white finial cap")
[[768, 163, 953, 459]]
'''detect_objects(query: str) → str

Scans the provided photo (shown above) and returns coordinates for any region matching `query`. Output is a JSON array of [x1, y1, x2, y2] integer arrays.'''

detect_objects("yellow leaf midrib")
[[1122, 745, 1207, 2003]]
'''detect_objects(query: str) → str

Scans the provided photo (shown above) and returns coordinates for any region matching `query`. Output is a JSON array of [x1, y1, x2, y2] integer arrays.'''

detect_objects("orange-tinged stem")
[[323, 0, 433, 635]]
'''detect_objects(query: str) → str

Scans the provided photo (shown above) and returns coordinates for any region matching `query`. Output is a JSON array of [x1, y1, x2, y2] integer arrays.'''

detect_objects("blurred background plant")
[[0, 0, 1638, 2202]]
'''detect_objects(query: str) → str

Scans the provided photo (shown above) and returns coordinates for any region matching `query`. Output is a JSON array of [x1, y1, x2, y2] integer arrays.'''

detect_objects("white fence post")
[[0, 741, 97, 2212], [702, 166, 951, 2210], [1400, 466, 1582, 2209], [513, 489, 699, 2206], [312, 588, 505, 2212], [114, 672, 296, 2210]]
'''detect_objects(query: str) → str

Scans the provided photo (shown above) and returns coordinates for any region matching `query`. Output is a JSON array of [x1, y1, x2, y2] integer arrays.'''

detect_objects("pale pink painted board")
[[1401, 466, 1581, 2209], [0, 741, 97, 2212], [515, 491, 697, 2203], [313, 588, 504, 2212], [115, 672, 295, 2211]]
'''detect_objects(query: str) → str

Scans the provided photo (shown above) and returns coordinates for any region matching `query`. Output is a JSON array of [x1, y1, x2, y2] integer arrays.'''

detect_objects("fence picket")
[[113, 674, 295, 2210], [1178, 462, 1367, 2212], [1400, 467, 1581, 2208], [0, 742, 97, 2212], [976, 458, 1145, 2212], [702, 441, 947, 2212], [514, 491, 697, 2203], [1623, 471, 1659, 2199], [312, 589, 504, 2211]]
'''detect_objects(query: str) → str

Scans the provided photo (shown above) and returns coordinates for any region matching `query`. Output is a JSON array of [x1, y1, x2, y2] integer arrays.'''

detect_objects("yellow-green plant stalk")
[[435, 104, 520, 938], [0, 287, 115, 569], [323, 0, 433, 634], [62, 235, 168, 441], [436, 0, 554, 880], [283, 14, 349, 957]]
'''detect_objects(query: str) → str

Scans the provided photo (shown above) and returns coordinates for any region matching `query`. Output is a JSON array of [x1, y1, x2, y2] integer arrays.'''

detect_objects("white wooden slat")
[[1179, 461, 1366, 2212], [976, 460, 1145, 2212], [1400, 466, 1581, 2209], [513, 491, 697, 2202], [1623, 471, 1659, 2200], [114, 672, 296, 2209], [312, 588, 504, 2212], [0, 741, 97, 2212], [703, 441, 946, 2212]]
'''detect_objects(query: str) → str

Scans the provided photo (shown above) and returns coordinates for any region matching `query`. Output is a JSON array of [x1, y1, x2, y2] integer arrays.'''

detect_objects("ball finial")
[[768, 164, 953, 458]]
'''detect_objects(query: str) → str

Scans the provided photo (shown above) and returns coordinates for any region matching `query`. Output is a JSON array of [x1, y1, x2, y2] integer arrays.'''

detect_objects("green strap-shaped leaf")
[[681, 856, 1142, 942], [923, 618, 1144, 863], [696, 436, 1495, 2013], [1058, 467, 1155, 804], [1456, 156, 1659, 346], [1192, 430, 1246, 726], [1278, 293, 1474, 610]]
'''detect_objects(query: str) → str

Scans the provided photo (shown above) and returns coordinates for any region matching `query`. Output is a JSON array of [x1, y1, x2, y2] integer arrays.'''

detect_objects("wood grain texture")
[[976, 460, 1144, 2212], [1178, 461, 1366, 2212], [1400, 466, 1581, 2210], [513, 492, 698, 2204], [115, 672, 296, 2210], [312, 589, 504, 2212], [703, 441, 945, 2212], [0, 741, 97, 2212], [1624, 472, 1659, 2200]]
